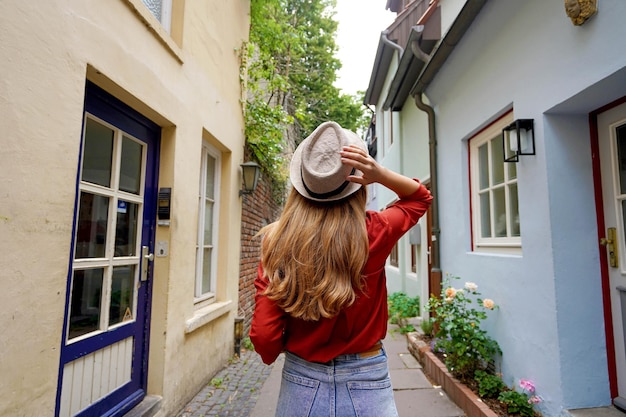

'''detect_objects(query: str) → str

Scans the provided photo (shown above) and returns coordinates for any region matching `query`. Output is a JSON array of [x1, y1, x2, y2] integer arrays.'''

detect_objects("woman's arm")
[[340, 145, 420, 198], [249, 263, 286, 365]]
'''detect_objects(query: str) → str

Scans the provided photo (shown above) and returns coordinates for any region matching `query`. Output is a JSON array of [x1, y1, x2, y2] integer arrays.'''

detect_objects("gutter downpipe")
[[414, 93, 440, 282], [381, 30, 406, 292], [411, 0, 488, 289], [381, 30, 404, 56]]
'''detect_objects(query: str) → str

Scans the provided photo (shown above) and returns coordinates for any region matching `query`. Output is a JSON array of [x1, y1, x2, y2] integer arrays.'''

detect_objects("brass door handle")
[[600, 227, 618, 268]]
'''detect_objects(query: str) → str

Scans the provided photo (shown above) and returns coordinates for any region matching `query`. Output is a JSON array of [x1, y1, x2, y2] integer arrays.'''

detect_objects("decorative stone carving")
[[564, 0, 598, 26]]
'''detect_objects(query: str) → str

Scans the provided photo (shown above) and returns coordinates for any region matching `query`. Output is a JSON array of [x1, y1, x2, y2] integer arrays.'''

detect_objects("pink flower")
[[528, 395, 541, 404], [482, 299, 495, 309], [519, 379, 535, 393]]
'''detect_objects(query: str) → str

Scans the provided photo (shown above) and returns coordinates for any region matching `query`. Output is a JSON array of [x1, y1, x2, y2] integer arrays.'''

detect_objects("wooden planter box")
[[407, 333, 498, 417]]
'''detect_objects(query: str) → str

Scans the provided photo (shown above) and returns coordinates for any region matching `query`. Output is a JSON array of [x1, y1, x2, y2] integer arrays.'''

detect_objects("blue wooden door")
[[56, 82, 160, 417]]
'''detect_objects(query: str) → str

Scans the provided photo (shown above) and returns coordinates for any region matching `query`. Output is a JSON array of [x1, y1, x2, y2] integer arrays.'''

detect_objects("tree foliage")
[[243, 0, 369, 196]]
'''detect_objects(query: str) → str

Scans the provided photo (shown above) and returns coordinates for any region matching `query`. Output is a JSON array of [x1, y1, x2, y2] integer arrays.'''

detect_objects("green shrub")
[[420, 318, 434, 337], [498, 390, 535, 417], [398, 324, 415, 334], [474, 370, 505, 399], [388, 292, 420, 324], [242, 337, 254, 351], [426, 274, 500, 378]]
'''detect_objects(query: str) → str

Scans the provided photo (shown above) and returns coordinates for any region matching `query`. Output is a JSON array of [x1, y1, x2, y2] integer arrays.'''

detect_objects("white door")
[[598, 101, 626, 409]]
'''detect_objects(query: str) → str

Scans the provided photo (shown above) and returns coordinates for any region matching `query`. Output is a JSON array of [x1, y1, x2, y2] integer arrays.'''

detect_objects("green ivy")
[[240, 0, 371, 201]]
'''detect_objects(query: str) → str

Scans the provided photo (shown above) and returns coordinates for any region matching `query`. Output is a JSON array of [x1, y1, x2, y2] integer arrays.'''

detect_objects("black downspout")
[[413, 93, 441, 290], [409, 0, 488, 294]]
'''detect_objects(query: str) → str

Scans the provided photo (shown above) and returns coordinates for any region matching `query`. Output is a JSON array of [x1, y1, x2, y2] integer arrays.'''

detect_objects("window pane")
[[621, 200, 626, 244], [205, 154, 216, 199], [480, 192, 491, 238], [115, 200, 139, 257], [204, 201, 213, 244], [109, 266, 135, 326], [69, 268, 104, 339], [120, 136, 143, 194], [142, 0, 162, 21], [491, 135, 504, 185], [493, 187, 507, 237], [202, 248, 212, 293], [509, 183, 520, 237], [479, 143, 489, 190], [616, 124, 626, 194], [75, 192, 109, 258], [82, 118, 113, 187]]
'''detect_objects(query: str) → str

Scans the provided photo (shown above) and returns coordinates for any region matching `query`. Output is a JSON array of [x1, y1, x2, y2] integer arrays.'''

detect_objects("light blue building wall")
[[423, 0, 626, 415], [372, 53, 432, 304]]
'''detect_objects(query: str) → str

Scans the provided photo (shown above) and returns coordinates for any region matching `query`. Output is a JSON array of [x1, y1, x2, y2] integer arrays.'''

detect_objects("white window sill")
[[469, 247, 523, 257], [123, 0, 183, 63], [185, 300, 233, 334]]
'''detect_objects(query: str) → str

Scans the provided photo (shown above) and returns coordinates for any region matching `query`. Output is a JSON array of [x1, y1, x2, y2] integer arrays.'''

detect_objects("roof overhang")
[[363, 31, 403, 106], [383, 5, 440, 111], [410, 0, 487, 97]]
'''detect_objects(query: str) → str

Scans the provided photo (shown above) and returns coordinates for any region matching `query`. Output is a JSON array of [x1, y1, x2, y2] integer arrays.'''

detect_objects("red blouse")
[[250, 181, 433, 364]]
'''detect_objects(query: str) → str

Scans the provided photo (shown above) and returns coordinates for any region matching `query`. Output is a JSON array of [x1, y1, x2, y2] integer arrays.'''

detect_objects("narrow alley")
[[177, 325, 464, 417]]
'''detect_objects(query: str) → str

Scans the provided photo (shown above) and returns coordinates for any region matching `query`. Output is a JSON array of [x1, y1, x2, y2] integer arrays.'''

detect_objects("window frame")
[[195, 142, 221, 304], [68, 114, 147, 342], [389, 242, 399, 267], [410, 243, 418, 273], [141, 0, 173, 33], [469, 113, 522, 253]]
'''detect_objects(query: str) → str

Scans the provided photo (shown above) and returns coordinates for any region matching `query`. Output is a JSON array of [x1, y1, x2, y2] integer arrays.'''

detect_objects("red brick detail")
[[409, 337, 499, 417], [238, 164, 282, 339]]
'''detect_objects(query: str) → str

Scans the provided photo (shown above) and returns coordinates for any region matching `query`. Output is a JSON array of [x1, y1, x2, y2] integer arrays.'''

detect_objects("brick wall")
[[239, 169, 283, 338]]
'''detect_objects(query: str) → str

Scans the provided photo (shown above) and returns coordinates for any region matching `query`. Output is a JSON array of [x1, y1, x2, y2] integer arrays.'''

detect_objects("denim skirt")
[[275, 346, 399, 417]]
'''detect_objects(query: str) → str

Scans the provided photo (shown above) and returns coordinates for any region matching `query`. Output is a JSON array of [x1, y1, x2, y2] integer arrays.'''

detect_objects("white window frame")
[[195, 142, 221, 304], [469, 113, 521, 254], [389, 241, 399, 268], [377, 108, 386, 158], [141, 0, 172, 33], [69, 114, 147, 342]]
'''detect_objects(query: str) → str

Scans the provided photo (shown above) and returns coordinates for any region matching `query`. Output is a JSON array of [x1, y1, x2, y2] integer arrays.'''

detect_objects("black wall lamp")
[[240, 161, 261, 195], [503, 119, 535, 163]]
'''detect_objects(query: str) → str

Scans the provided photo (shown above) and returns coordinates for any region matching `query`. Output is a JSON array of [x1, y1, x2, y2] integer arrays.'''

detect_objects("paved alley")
[[177, 325, 464, 417]]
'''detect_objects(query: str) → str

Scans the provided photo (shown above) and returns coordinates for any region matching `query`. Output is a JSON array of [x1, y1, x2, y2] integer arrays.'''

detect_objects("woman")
[[250, 121, 432, 417]]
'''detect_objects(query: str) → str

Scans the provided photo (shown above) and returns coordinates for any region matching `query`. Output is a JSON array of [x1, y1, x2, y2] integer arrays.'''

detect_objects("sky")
[[333, 0, 396, 96]]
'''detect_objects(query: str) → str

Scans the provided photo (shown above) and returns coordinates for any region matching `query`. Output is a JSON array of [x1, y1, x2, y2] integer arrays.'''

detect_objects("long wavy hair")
[[260, 186, 369, 321]]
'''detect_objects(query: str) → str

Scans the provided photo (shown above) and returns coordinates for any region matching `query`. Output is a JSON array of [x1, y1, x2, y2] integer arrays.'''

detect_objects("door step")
[[123, 395, 162, 417]]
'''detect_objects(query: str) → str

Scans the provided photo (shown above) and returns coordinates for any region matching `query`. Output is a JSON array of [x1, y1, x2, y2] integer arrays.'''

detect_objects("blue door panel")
[[55, 81, 161, 417]]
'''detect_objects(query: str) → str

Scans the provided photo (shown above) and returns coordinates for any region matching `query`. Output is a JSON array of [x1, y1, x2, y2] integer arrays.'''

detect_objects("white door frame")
[[595, 98, 626, 409]]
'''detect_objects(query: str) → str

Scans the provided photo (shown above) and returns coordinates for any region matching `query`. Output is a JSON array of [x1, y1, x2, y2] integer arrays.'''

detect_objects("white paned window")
[[195, 143, 221, 302], [469, 114, 521, 253], [142, 0, 172, 33]]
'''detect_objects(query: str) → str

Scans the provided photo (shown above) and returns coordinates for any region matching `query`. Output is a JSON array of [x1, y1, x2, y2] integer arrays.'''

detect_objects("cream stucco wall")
[[0, 0, 250, 416]]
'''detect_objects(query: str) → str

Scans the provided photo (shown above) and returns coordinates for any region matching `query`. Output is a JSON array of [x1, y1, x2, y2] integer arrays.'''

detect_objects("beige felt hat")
[[290, 121, 367, 202]]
